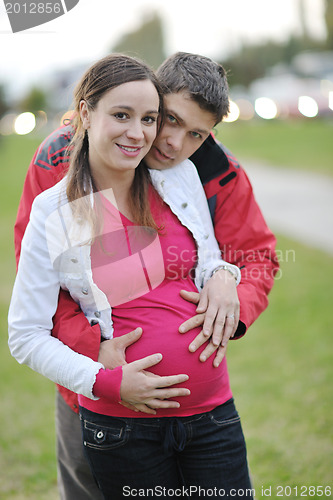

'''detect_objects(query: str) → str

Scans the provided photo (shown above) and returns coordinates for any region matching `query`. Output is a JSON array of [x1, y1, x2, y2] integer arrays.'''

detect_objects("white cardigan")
[[8, 159, 240, 400]]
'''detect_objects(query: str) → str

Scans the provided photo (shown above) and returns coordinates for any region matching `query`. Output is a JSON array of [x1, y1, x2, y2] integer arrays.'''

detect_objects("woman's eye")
[[143, 116, 156, 125], [113, 112, 128, 120]]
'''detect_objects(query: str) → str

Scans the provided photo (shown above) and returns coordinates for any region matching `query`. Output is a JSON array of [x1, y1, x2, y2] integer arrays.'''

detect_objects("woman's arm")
[[9, 191, 190, 411], [176, 161, 240, 362], [9, 193, 105, 399]]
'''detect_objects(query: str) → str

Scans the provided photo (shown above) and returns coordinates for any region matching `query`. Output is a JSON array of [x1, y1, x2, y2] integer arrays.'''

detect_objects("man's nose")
[[166, 131, 184, 152]]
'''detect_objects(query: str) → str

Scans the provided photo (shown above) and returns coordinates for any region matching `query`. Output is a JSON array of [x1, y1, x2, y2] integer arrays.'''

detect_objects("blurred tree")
[[325, 0, 333, 48], [222, 36, 326, 87], [18, 86, 48, 113], [221, 0, 330, 87], [298, 0, 309, 39], [0, 84, 9, 117], [111, 12, 166, 69]]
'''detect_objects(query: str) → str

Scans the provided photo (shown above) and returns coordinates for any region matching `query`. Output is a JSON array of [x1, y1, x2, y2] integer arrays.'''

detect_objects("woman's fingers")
[[120, 355, 190, 409]]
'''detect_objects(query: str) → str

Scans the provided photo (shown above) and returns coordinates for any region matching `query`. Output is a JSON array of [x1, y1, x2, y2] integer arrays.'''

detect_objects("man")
[[14, 52, 278, 499]]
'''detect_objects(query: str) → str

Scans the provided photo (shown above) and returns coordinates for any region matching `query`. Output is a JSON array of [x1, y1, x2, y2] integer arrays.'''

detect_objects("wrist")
[[211, 265, 238, 283], [93, 366, 123, 402]]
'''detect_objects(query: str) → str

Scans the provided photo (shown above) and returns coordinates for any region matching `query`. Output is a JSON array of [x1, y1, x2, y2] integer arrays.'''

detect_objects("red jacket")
[[14, 125, 279, 412]]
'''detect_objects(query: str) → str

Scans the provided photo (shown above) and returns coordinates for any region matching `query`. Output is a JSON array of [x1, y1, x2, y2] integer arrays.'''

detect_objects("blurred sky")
[[0, 0, 327, 98]]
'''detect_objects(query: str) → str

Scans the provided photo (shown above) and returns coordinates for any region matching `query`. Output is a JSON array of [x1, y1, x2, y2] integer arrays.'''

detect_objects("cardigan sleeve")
[[13, 125, 101, 365], [8, 192, 104, 399], [179, 160, 241, 288]]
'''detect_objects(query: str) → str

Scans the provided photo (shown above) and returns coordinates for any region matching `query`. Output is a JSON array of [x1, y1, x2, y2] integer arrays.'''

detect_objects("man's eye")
[[191, 131, 202, 139], [167, 114, 177, 124]]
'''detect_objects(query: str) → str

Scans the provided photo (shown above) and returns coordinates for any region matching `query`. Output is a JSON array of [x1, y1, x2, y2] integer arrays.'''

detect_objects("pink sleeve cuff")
[[93, 366, 123, 402]]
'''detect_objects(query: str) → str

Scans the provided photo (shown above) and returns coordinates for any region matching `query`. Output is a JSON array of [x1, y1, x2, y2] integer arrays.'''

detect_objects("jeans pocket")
[[82, 418, 129, 450], [208, 400, 241, 427]]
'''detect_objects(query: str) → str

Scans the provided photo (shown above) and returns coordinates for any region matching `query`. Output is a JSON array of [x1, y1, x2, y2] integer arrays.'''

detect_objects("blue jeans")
[[80, 399, 254, 499]]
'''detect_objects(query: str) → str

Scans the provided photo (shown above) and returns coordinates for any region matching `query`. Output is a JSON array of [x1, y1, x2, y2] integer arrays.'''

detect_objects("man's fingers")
[[198, 341, 219, 362], [179, 289, 200, 304], [196, 291, 208, 314], [188, 329, 211, 352], [179, 313, 205, 333], [213, 345, 227, 367], [199, 341, 227, 365], [117, 327, 143, 348]]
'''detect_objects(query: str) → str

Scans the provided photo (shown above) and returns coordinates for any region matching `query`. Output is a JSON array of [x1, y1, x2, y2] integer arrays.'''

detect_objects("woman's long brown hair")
[[65, 54, 164, 236]]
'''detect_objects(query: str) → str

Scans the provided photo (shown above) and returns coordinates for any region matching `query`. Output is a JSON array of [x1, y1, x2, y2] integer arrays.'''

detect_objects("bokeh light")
[[329, 91, 333, 111], [254, 97, 278, 120], [235, 99, 255, 120], [298, 96, 318, 118], [14, 112, 36, 135], [0, 113, 16, 135], [224, 100, 240, 123]]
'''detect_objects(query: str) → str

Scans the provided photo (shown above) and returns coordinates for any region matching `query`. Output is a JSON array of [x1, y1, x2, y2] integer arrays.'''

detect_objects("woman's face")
[[80, 80, 160, 188]]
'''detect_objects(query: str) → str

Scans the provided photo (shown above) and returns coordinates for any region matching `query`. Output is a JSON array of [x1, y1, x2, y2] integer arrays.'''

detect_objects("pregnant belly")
[[110, 300, 231, 415]]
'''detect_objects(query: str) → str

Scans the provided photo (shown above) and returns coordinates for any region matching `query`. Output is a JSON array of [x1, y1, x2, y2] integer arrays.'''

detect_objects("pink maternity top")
[[80, 188, 232, 417]]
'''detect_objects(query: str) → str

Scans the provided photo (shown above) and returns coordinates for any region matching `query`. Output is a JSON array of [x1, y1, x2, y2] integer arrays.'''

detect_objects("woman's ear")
[[80, 100, 90, 129]]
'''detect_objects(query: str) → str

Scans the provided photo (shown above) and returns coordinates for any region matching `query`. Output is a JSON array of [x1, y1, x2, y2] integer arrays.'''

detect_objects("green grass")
[[0, 133, 332, 498], [0, 133, 59, 499], [216, 119, 333, 176], [228, 235, 333, 495]]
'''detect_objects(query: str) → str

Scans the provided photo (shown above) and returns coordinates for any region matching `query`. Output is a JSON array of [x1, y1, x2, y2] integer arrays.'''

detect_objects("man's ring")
[[226, 314, 235, 319]]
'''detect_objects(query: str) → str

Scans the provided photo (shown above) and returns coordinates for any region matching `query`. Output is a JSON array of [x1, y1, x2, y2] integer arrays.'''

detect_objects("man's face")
[[145, 92, 217, 170]]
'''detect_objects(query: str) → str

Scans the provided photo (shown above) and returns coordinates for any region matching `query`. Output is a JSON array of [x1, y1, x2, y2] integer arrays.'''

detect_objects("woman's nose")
[[126, 120, 144, 140]]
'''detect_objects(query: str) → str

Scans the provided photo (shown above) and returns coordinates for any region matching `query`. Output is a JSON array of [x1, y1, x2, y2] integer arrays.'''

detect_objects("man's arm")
[[190, 135, 279, 338]]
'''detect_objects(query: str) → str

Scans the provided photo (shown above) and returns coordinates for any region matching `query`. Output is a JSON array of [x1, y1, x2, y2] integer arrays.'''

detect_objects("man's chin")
[[145, 154, 173, 170]]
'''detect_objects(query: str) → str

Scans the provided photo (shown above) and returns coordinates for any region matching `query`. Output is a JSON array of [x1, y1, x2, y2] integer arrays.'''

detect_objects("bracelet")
[[211, 265, 238, 281]]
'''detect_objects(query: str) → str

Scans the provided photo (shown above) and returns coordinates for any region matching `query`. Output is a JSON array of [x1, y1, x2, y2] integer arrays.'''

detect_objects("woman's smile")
[[116, 144, 144, 157]]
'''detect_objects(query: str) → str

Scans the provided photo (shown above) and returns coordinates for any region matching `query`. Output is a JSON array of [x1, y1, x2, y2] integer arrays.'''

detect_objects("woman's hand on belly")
[[178, 275, 239, 367], [120, 353, 190, 415]]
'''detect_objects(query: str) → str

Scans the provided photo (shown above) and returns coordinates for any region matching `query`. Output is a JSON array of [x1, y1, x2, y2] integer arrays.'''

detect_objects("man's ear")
[[79, 100, 90, 129]]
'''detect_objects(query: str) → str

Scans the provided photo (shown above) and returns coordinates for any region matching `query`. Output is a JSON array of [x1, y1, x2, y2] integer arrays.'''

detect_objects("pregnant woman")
[[9, 54, 252, 499]]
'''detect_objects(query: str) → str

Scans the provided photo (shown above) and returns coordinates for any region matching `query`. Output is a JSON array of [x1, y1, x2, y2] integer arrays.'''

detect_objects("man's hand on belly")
[[178, 278, 239, 367], [98, 327, 143, 369]]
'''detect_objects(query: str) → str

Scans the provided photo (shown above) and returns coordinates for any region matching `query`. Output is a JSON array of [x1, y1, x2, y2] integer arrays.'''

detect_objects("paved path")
[[243, 162, 333, 256]]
